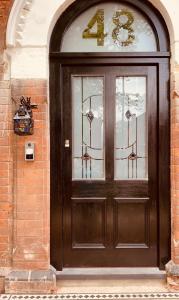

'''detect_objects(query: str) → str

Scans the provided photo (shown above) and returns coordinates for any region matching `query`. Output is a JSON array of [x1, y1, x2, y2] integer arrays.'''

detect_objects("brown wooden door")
[[62, 64, 158, 267]]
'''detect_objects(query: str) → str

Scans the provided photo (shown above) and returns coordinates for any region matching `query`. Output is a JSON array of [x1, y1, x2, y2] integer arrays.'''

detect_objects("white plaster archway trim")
[[6, 0, 33, 47], [6, 0, 76, 78], [6, 0, 76, 48], [6, 0, 176, 79]]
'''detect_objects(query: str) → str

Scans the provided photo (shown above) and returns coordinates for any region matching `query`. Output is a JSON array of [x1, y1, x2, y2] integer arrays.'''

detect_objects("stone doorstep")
[[5, 270, 56, 294], [166, 261, 179, 291], [3, 261, 179, 294]]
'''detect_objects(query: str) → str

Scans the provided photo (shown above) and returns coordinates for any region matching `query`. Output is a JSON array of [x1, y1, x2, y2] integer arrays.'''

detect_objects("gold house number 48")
[[82, 9, 135, 47]]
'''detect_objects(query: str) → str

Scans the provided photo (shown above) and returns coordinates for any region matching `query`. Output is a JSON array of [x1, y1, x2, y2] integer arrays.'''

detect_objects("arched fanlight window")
[[61, 2, 157, 52]]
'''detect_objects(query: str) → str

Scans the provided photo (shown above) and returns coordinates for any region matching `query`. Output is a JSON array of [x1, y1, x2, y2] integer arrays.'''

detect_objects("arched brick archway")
[[0, 0, 179, 293]]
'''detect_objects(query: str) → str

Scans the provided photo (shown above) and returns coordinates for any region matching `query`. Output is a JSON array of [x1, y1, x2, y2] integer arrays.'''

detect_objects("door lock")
[[65, 139, 70, 148]]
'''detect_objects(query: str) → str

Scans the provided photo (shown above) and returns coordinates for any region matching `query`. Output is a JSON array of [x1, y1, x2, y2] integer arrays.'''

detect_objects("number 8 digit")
[[112, 9, 135, 47]]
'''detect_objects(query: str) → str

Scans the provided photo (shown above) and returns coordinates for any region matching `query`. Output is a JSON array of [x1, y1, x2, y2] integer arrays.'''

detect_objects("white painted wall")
[[9, 47, 47, 79], [5, 0, 178, 79]]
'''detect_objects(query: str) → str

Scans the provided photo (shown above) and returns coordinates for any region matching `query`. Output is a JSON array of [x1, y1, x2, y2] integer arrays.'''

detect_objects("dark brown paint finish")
[[62, 65, 157, 268], [50, 0, 170, 271]]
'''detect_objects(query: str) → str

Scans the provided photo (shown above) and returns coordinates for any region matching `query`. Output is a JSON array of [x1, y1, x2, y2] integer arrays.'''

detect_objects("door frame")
[[50, 54, 170, 271], [49, 0, 171, 271]]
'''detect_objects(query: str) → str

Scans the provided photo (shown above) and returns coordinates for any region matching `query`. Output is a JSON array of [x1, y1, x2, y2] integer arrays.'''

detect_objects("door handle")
[[65, 139, 70, 148]]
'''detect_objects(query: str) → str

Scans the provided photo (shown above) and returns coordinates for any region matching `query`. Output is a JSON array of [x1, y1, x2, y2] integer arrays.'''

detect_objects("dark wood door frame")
[[50, 54, 170, 271], [63, 65, 157, 268], [49, 0, 171, 272]]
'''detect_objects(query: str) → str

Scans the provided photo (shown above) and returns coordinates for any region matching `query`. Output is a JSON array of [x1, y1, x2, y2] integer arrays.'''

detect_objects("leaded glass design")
[[61, 3, 157, 52], [115, 77, 148, 179], [72, 77, 104, 180]]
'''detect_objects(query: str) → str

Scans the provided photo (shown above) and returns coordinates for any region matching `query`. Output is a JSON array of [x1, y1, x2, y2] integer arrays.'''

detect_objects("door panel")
[[114, 198, 149, 248], [62, 65, 157, 267], [72, 198, 106, 248]]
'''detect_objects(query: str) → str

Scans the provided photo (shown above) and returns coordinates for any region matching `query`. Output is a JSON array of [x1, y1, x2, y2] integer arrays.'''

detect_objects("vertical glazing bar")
[[81, 77, 84, 178], [121, 77, 127, 178], [127, 94, 130, 178], [132, 145, 134, 178], [85, 158, 88, 179], [136, 117, 138, 178], [145, 110, 148, 178], [90, 97, 92, 179]]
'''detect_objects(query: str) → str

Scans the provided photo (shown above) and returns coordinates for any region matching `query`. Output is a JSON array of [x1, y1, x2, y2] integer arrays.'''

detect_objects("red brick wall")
[[0, 79, 13, 269], [0, 0, 14, 50], [0, 0, 14, 79], [0, 1, 15, 275], [171, 71, 179, 265], [11, 79, 49, 270], [0, 0, 51, 275]]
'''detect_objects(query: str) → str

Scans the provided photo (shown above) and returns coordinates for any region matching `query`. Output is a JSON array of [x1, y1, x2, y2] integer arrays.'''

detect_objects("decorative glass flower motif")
[[82, 152, 91, 161], [125, 110, 136, 120], [86, 110, 94, 123], [128, 152, 137, 160]]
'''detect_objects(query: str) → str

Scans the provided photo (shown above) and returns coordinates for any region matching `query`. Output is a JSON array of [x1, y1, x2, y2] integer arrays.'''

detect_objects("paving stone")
[[0, 295, 10, 300], [4, 294, 179, 300], [6, 271, 29, 281], [30, 270, 55, 281]]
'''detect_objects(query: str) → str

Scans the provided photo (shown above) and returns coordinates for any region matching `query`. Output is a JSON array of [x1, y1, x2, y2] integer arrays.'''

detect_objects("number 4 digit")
[[82, 9, 107, 46]]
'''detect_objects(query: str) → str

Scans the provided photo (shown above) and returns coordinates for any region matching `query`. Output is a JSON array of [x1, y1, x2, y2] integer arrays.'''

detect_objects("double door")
[[61, 65, 158, 267]]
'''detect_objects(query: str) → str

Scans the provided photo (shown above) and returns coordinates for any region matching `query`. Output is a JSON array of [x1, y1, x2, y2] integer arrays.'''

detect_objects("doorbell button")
[[25, 142, 35, 161]]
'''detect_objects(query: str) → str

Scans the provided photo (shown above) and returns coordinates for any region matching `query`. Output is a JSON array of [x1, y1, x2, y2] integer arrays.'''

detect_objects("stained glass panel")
[[72, 76, 104, 180], [115, 77, 148, 179]]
